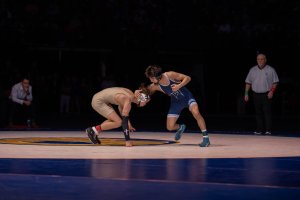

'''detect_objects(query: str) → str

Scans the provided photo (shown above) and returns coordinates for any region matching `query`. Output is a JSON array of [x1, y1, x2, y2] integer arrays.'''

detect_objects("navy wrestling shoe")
[[198, 137, 210, 147], [175, 124, 186, 141], [86, 127, 101, 144]]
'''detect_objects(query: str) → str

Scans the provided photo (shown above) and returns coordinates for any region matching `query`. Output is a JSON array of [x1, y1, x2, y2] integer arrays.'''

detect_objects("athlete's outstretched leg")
[[167, 117, 186, 141], [190, 104, 210, 147]]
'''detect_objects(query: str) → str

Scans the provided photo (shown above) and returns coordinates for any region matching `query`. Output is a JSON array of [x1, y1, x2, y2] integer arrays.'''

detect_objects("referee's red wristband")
[[270, 88, 275, 93]]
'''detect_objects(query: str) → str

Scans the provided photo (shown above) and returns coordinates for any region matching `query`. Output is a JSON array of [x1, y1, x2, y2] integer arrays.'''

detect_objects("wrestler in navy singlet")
[[158, 73, 197, 118]]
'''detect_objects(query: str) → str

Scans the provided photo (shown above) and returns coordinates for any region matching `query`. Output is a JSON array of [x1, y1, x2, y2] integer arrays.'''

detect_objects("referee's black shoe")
[[86, 127, 101, 144]]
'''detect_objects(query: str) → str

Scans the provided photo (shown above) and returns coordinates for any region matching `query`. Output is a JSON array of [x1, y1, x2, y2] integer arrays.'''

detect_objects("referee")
[[245, 54, 279, 135]]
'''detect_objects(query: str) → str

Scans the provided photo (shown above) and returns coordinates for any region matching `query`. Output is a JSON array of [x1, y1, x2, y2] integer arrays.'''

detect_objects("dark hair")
[[21, 76, 30, 82], [139, 83, 155, 96], [145, 65, 162, 78]]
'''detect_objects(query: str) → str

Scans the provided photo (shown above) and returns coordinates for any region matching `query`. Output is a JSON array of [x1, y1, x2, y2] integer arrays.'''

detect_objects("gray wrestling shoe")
[[86, 127, 101, 144]]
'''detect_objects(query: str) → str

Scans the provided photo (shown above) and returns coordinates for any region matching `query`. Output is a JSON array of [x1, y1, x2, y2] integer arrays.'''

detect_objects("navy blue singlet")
[[158, 73, 197, 118]]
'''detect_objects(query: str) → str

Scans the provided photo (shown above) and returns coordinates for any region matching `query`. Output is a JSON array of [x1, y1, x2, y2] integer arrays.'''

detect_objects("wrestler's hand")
[[171, 84, 180, 92], [135, 89, 142, 99], [244, 95, 249, 102], [128, 124, 136, 132], [125, 141, 133, 147]]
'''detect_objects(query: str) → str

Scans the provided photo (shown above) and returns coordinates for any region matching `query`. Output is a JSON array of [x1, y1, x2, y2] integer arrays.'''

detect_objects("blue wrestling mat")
[[0, 158, 300, 200]]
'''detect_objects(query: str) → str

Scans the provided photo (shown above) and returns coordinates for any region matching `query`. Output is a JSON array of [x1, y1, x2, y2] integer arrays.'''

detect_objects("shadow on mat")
[[178, 144, 225, 147]]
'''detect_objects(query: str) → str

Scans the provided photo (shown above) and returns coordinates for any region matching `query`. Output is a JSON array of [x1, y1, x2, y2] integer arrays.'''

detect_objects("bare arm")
[[121, 97, 131, 116], [268, 83, 278, 99], [118, 104, 135, 131], [272, 83, 278, 89], [167, 71, 191, 89], [134, 83, 159, 99], [245, 83, 251, 92]]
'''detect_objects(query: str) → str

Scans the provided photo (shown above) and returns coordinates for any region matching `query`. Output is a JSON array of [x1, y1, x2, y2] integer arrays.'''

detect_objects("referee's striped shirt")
[[245, 65, 279, 93]]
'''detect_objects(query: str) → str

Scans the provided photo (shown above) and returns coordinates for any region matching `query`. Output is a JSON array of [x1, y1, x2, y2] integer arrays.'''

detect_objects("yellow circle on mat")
[[0, 137, 179, 146]]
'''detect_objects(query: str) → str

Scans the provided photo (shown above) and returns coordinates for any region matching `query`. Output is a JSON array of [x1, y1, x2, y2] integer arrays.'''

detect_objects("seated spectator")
[[8, 77, 38, 128]]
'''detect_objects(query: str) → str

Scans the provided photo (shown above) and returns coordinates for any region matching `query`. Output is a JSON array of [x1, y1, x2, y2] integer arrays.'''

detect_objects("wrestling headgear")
[[137, 93, 150, 103], [154, 71, 162, 82]]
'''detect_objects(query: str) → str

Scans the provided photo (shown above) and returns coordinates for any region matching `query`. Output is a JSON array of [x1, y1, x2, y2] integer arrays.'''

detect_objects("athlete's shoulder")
[[166, 71, 178, 75]]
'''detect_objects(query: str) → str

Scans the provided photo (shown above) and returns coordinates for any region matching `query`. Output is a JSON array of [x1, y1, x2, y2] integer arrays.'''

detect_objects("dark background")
[[0, 0, 299, 131]]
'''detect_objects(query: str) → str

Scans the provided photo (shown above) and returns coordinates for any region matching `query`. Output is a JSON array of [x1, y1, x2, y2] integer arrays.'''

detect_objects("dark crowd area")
[[0, 0, 300, 127], [0, 0, 300, 49], [0, 58, 299, 117], [0, 60, 137, 115]]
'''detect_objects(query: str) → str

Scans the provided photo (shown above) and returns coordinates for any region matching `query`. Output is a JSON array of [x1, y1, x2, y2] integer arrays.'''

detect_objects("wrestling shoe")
[[265, 132, 271, 135], [86, 127, 101, 144], [175, 124, 186, 141], [254, 132, 262, 135], [198, 137, 210, 147]]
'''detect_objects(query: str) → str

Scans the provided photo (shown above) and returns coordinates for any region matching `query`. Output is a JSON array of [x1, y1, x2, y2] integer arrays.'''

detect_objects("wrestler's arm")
[[118, 100, 135, 132], [134, 83, 159, 99], [167, 71, 191, 91]]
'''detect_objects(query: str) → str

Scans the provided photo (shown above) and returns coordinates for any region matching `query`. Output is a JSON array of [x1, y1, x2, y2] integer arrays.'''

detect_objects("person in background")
[[8, 77, 38, 128], [245, 54, 279, 135], [137, 65, 210, 147]]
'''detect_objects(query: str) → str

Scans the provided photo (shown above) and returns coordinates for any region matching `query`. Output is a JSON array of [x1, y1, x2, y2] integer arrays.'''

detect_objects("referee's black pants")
[[9, 100, 36, 124], [252, 92, 272, 132]]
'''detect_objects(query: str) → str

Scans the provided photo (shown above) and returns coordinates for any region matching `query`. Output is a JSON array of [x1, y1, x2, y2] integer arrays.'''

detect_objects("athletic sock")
[[95, 125, 102, 134], [202, 129, 208, 138]]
